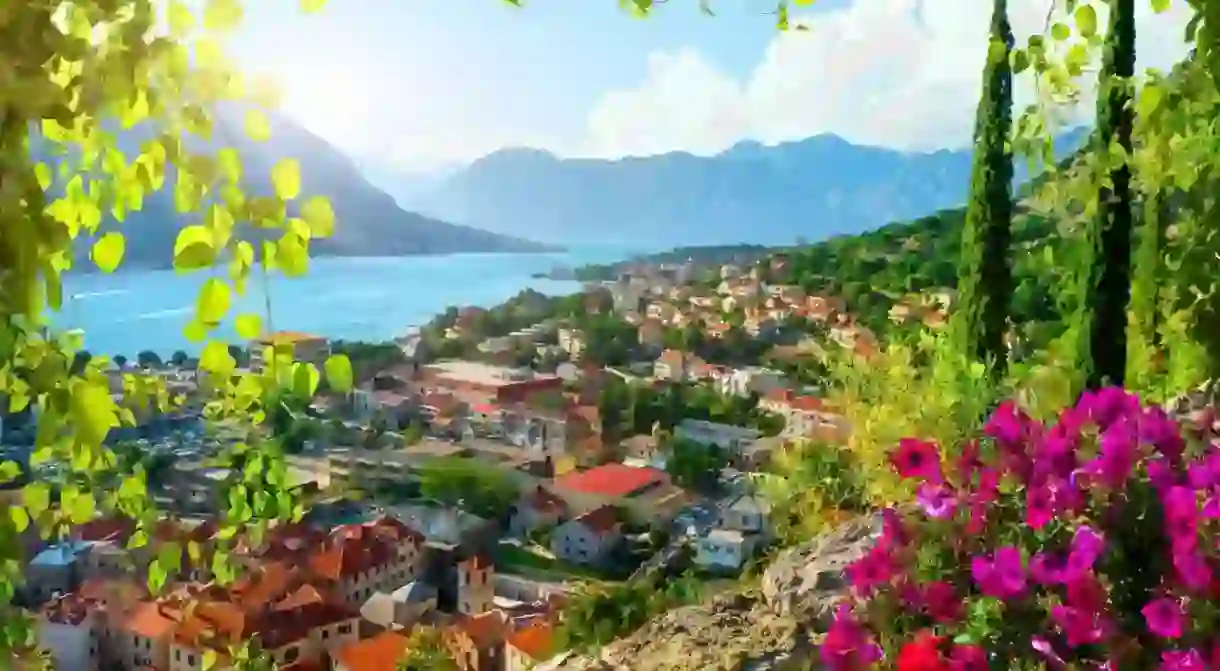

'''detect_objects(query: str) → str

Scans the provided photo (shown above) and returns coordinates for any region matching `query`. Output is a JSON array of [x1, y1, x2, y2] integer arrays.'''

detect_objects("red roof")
[[574, 506, 621, 536], [555, 464, 667, 498]]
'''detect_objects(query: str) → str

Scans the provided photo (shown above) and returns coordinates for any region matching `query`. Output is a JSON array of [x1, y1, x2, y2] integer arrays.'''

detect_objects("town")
[[13, 253, 949, 671]]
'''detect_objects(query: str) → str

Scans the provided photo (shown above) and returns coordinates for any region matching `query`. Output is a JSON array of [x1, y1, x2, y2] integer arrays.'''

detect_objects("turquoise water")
[[54, 246, 640, 358]]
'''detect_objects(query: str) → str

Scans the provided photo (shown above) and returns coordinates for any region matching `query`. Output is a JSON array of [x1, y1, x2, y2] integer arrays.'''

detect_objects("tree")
[[951, 0, 1015, 376], [112, 354, 128, 369], [136, 350, 162, 368], [397, 626, 458, 671], [665, 437, 728, 491], [170, 350, 190, 367], [1074, 0, 1137, 390], [403, 421, 424, 445]]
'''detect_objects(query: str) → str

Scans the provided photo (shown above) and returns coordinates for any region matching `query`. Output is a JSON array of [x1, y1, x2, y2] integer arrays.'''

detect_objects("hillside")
[[406, 129, 1088, 247], [55, 109, 554, 271]]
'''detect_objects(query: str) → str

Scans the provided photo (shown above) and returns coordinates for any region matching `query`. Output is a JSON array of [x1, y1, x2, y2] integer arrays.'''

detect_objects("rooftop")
[[30, 540, 92, 567], [555, 463, 668, 498], [254, 330, 328, 345], [337, 630, 410, 671], [423, 360, 558, 387]]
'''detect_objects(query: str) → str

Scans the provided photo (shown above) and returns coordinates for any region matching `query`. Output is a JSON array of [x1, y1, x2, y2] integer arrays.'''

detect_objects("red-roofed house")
[[550, 505, 623, 566], [761, 390, 849, 442], [308, 517, 425, 606], [552, 463, 685, 526], [334, 631, 410, 671]]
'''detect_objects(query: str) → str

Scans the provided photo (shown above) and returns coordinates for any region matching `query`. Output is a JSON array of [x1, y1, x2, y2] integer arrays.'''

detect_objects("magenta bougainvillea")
[[821, 387, 1220, 670]]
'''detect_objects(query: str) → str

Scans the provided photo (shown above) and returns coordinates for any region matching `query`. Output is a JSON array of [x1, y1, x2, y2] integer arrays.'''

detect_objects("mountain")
[[65, 109, 554, 271], [406, 130, 1089, 247]]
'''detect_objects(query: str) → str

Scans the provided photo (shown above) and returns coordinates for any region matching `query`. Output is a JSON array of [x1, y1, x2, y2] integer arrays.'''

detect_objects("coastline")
[[55, 249, 633, 358]]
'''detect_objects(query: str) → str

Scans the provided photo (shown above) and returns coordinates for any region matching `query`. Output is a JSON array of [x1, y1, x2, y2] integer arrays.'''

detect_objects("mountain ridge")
[[406, 129, 1089, 247], [57, 108, 556, 272]]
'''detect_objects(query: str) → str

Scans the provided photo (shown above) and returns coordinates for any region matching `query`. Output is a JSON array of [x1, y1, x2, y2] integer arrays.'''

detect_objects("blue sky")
[[223, 0, 1191, 174]]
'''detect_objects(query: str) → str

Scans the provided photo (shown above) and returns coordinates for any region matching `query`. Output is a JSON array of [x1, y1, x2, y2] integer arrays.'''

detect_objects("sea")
[[52, 245, 645, 359]]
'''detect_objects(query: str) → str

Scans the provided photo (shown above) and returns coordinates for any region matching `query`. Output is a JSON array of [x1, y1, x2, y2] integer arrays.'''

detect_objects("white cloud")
[[579, 0, 1195, 159]]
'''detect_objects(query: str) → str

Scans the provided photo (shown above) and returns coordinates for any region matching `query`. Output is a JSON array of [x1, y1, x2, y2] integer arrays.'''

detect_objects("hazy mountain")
[[406, 130, 1089, 247], [64, 109, 553, 271]]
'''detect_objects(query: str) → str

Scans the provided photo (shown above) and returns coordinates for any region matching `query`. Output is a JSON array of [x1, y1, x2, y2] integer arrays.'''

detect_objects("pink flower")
[[916, 482, 957, 519], [820, 604, 882, 671], [947, 644, 987, 671], [891, 438, 944, 482], [1051, 604, 1109, 647], [1159, 649, 1206, 670], [1143, 597, 1188, 639], [846, 546, 896, 597], [921, 581, 962, 623], [971, 546, 1026, 599], [1078, 386, 1140, 430], [1173, 549, 1213, 593], [1064, 525, 1105, 579]]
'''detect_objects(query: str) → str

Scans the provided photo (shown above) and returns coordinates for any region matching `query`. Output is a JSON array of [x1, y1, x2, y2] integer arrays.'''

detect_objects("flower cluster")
[[822, 387, 1220, 670]]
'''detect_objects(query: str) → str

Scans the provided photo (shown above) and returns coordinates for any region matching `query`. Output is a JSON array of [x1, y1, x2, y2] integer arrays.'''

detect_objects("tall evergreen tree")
[[952, 0, 1015, 374], [1126, 194, 1167, 390], [1076, 0, 1136, 390]]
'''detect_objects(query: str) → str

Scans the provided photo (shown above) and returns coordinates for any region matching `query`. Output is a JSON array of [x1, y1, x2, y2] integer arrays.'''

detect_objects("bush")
[[826, 387, 1220, 670]]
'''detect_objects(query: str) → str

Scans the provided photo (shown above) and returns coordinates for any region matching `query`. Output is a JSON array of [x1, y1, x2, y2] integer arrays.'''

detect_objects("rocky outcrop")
[[543, 516, 880, 671]]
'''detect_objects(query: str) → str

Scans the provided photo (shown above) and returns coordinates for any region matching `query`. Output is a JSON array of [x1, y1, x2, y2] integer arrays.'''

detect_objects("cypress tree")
[[952, 0, 1015, 373], [1127, 193, 1166, 390], [1076, 0, 1136, 390]]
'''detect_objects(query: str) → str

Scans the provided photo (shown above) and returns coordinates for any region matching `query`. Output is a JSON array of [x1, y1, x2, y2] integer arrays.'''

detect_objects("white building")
[[37, 595, 98, 671], [708, 367, 786, 398]]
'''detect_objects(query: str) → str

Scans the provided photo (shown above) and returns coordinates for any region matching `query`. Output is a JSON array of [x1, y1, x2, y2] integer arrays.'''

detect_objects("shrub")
[[825, 386, 1220, 670]]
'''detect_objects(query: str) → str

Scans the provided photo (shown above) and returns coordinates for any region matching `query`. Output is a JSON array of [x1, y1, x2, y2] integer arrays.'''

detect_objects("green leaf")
[[203, 0, 244, 30], [324, 353, 354, 392], [200, 341, 237, 375], [217, 148, 242, 183], [90, 232, 125, 273], [271, 159, 302, 200], [196, 278, 231, 324], [1150, 0, 1170, 12], [293, 362, 320, 398], [245, 109, 271, 142], [167, 0, 196, 36], [1050, 22, 1070, 41], [1137, 83, 1165, 118], [1074, 5, 1097, 38], [300, 0, 327, 10], [23, 482, 50, 519], [71, 382, 118, 445], [35, 163, 52, 191], [173, 225, 217, 271], [277, 232, 309, 276], [235, 313, 263, 340], [300, 196, 335, 237], [148, 557, 169, 593], [66, 488, 96, 524], [9, 506, 29, 533]]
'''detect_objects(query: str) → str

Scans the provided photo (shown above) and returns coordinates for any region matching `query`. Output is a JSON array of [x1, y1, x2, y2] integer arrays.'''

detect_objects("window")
[[322, 630, 329, 641], [284, 647, 299, 664], [188, 654, 196, 666], [339, 624, 351, 635], [176, 650, 181, 662]]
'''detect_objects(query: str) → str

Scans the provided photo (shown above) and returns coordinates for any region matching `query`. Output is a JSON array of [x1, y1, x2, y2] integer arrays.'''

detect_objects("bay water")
[[54, 246, 639, 358]]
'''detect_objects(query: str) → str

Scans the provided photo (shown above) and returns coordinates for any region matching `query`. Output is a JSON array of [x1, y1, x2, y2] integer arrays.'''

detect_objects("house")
[[506, 620, 556, 671], [759, 390, 847, 441], [654, 349, 697, 382], [510, 486, 568, 535], [695, 529, 754, 572], [675, 419, 762, 455], [25, 540, 93, 604], [550, 506, 622, 566], [335, 631, 411, 671], [709, 367, 786, 398], [358, 581, 438, 632], [446, 610, 507, 671], [695, 493, 772, 572], [37, 592, 102, 671], [306, 516, 426, 606], [249, 331, 330, 373], [637, 319, 666, 349], [719, 264, 742, 280], [556, 328, 585, 360], [457, 554, 495, 616], [805, 295, 844, 322], [553, 463, 688, 526]]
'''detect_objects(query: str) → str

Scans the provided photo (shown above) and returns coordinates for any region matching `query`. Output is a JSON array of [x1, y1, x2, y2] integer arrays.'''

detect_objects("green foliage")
[[415, 457, 519, 520], [557, 571, 703, 652], [952, 0, 1015, 375], [663, 437, 729, 491], [1072, 0, 1138, 390], [396, 626, 458, 671]]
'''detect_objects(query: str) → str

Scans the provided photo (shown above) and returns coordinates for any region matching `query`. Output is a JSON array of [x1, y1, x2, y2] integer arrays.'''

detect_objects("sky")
[[223, 0, 1195, 175]]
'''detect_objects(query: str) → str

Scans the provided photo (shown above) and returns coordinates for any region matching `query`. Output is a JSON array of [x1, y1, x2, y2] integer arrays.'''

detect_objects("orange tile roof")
[[123, 601, 176, 638], [507, 621, 555, 661], [336, 631, 410, 671], [453, 611, 507, 649]]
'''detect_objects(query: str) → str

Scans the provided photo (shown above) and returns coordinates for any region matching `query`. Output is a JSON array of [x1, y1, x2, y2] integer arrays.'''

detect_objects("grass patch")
[[492, 541, 616, 583]]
